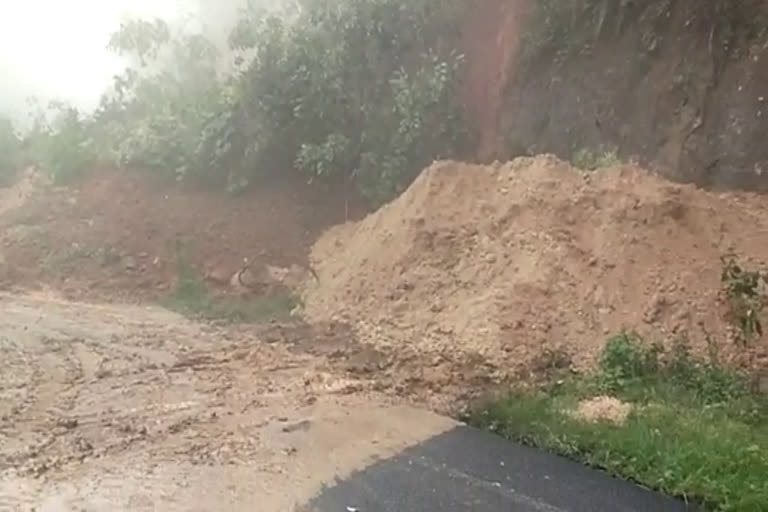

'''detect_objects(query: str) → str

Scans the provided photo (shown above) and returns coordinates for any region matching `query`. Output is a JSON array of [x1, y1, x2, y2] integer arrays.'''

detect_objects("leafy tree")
[[20, 101, 95, 184], [96, 18, 225, 180], [220, 0, 469, 200], [18, 0, 471, 201]]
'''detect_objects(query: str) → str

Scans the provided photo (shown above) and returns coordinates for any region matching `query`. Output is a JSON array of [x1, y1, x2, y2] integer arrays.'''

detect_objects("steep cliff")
[[461, 0, 768, 191]]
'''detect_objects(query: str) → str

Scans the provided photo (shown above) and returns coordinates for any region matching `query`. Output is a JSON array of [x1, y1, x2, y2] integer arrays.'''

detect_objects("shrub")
[[222, 0, 469, 201], [0, 117, 22, 185], [16, 0, 470, 202], [19, 102, 95, 184], [721, 254, 768, 346], [597, 332, 662, 391]]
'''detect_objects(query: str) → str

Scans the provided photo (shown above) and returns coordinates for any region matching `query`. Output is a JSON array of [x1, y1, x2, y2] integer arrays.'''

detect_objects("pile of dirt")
[[0, 169, 364, 302], [303, 155, 768, 381]]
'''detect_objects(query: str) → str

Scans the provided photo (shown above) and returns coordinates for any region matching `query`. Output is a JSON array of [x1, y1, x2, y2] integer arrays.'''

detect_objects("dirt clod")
[[571, 396, 632, 425]]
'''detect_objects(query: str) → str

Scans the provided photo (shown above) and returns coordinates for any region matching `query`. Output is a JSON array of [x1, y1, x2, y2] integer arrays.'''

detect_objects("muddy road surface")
[[0, 292, 454, 511]]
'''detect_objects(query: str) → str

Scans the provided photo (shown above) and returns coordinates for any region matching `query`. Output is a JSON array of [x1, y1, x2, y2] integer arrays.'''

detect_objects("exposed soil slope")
[[0, 169, 364, 302], [304, 155, 768, 378]]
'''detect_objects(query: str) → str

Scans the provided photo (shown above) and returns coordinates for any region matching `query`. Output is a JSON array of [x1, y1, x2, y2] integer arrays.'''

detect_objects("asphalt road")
[[302, 425, 697, 512]]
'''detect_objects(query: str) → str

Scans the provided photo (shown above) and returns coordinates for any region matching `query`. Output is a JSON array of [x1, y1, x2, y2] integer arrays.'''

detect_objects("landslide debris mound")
[[303, 155, 768, 376]]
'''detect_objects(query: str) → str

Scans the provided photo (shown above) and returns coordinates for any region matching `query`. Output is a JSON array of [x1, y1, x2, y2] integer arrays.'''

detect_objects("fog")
[[0, 0, 250, 125]]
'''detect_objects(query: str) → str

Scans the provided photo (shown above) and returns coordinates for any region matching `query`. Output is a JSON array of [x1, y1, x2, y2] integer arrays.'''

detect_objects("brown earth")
[[4, 154, 768, 509], [0, 168, 366, 302], [458, 0, 527, 161], [0, 291, 454, 511], [0, 169, 461, 511], [303, 155, 768, 381], [4, 2, 768, 507]]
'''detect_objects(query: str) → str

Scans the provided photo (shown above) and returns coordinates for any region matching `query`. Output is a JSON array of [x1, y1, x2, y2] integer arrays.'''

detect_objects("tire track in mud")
[[0, 291, 459, 511]]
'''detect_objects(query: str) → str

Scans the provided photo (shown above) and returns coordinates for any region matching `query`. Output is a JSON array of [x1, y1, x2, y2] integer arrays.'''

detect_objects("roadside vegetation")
[[1, 0, 468, 203], [0, 117, 22, 186], [162, 256, 299, 324], [467, 257, 768, 511], [3, 1, 765, 199]]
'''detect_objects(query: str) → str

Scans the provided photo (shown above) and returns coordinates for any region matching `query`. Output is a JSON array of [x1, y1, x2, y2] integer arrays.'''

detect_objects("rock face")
[[460, 0, 768, 191], [303, 155, 768, 373]]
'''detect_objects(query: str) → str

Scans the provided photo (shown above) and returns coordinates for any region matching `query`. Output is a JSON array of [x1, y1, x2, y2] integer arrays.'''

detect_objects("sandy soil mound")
[[304, 155, 768, 378]]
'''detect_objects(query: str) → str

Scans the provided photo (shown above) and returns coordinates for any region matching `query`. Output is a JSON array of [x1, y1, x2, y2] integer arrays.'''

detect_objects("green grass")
[[162, 261, 299, 323], [571, 146, 621, 171], [466, 333, 768, 511]]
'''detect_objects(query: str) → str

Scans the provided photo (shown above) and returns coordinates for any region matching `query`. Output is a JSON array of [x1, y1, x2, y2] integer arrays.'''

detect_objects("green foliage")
[[520, 0, 768, 67], [597, 333, 662, 391], [95, 19, 226, 181], [221, 0, 468, 201], [16, 0, 468, 202], [520, 0, 636, 65], [597, 334, 753, 408], [571, 146, 620, 171], [163, 254, 298, 323], [41, 106, 95, 184], [721, 255, 768, 346], [0, 117, 22, 185], [19, 102, 95, 184], [467, 334, 768, 511], [107, 18, 172, 64]]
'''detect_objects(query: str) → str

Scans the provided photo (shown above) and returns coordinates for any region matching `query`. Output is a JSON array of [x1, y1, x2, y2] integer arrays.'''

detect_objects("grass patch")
[[571, 146, 621, 171], [162, 260, 299, 323], [466, 333, 768, 511]]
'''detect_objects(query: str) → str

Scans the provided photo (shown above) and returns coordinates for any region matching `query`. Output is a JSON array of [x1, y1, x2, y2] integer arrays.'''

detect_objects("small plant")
[[163, 249, 298, 323], [598, 332, 662, 391], [721, 255, 768, 346], [572, 146, 620, 171], [665, 337, 752, 406]]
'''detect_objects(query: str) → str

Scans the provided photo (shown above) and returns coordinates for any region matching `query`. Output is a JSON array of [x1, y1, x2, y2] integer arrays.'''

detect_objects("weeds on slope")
[[162, 257, 298, 324], [466, 333, 768, 511], [721, 254, 768, 347], [571, 146, 620, 171]]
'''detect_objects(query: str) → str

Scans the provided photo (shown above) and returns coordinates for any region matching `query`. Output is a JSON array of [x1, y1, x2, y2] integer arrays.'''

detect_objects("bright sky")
[[0, 0, 190, 123]]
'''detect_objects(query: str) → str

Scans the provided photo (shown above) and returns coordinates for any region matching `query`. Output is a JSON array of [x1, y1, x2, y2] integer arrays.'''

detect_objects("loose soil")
[[4, 154, 768, 509], [459, 0, 527, 162], [0, 291, 454, 511], [0, 168, 365, 302], [571, 396, 632, 425], [303, 155, 768, 383], [0, 169, 458, 511]]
